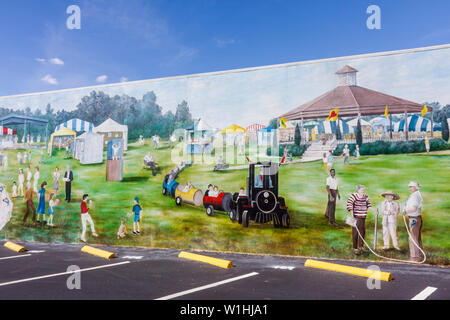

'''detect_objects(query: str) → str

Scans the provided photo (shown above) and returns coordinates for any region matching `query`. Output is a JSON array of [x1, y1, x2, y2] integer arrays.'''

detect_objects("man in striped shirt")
[[347, 185, 372, 255]]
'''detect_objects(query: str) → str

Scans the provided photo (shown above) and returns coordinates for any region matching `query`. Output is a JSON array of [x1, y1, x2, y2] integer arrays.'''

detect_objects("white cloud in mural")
[[41, 74, 58, 85], [35, 58, 46, 63], [96, 75, 108, 83], [49, 58, 64, 65]]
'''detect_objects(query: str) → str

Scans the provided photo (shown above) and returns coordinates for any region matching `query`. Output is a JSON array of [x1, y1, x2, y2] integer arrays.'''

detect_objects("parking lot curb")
[[81, 245, 115, 259], [4, 241, 26, 253], [179, 251, 232, 269], [304, 259, 392, 281]]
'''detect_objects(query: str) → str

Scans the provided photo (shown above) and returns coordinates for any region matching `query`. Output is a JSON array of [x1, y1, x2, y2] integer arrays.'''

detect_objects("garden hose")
[[347, 204, 426, 264]]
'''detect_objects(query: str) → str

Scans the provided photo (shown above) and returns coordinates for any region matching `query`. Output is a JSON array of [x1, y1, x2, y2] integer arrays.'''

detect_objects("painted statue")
[[0, 183, 13, 231]]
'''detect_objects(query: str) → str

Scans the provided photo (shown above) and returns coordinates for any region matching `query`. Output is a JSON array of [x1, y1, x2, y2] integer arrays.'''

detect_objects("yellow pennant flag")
[[279, 116, 287, 128], [326, 108, 339, 121], [421, 105, 428, 117], [384, 105, 389, 119]]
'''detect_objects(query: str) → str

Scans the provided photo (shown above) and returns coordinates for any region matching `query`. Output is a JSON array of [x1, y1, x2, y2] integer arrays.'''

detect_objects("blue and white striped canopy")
[[315, 119, 354, 134], [56, 118, 94, 132], [393, 115, 441, 132]]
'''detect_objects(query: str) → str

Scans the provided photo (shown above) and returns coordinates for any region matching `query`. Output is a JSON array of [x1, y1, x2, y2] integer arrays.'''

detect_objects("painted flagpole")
[[404, 111, 409, 141], [374, 208, 379, 250], [389, 114, 393, 140], [431, 111, 434, 138]]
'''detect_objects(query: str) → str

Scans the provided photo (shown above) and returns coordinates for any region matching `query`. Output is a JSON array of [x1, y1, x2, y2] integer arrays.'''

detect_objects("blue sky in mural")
[[0, 0, 449, 127]]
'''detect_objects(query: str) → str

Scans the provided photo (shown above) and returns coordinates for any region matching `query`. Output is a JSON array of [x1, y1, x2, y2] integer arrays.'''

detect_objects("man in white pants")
[[380, 191, 400, 250], [80, 194, 98, 242], [403, 181, 424, 262]]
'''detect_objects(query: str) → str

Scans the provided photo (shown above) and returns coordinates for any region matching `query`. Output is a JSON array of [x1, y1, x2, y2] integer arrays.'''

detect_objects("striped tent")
[[0, 126, 16, 135], [314, 119, 354, 134], [246, 123, 266, 132], [56, 118, 94, 132], [246, 123, 266, 144], [393, 115, 441, 132]]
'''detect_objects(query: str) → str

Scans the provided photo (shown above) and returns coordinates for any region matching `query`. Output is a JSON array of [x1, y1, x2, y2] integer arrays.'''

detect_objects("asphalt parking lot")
[[0, 241, 448, 300]]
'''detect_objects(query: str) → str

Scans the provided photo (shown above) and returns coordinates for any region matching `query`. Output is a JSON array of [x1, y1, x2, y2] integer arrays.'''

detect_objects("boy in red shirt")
[[80, 194, 98, 242]]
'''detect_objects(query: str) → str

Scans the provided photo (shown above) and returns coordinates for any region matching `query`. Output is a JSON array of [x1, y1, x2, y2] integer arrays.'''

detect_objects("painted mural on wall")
[[0, 45, 449, 265]]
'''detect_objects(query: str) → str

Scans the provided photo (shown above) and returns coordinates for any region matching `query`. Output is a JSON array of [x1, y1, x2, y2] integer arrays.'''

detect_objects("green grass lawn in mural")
[[1, 141, 449, 265]]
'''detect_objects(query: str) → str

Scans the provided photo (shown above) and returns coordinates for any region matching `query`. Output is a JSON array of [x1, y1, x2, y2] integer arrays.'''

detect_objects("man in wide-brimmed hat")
[[403, 181, 424, 262], [380, 190, 400, 251]]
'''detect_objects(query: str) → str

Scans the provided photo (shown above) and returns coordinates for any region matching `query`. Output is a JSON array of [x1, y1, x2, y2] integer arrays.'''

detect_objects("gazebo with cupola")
[[280, 65, 432, 141]]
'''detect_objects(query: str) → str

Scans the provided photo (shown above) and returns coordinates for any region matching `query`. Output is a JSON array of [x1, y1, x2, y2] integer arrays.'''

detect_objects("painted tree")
[[268, 118, 279, 129], [1, 90, 195, 142], [174, 100, 194, 130], [356, 118, 363, 146], [442, 118, 449, 142], [335, 120, 342, 140], [294, 123, 301, 146], [436, 105, 450, 142]]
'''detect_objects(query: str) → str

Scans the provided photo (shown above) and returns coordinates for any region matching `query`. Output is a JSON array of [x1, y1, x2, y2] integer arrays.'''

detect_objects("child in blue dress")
[[36, 181, 47, 224], [132, 197, 143, 235]]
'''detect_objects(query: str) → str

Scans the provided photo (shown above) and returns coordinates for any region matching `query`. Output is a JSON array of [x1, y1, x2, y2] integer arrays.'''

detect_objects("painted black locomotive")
[[233, 161, 290, 228]]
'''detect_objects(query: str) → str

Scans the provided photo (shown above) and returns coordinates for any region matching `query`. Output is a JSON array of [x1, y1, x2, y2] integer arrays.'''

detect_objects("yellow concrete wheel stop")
[[81, 245, 115, 259], [304, 259, 392, 281], [4, 241, 26, 253], [179, 251, 232, 269]]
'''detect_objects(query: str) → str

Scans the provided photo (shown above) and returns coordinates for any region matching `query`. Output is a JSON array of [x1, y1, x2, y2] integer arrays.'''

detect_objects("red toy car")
[[203, 192, 237, 221]]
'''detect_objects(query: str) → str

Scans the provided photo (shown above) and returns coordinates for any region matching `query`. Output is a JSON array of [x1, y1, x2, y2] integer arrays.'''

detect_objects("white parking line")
[[411, 286, 438, 300], [0, 254, 32, 261], [0, 261, 130, 287], [272, 265, 295, 270], [121, 255, 143, 260], [155, 272, 259, 300]]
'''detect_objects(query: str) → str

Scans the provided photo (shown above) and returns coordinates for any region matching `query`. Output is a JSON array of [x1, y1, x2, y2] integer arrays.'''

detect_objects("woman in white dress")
[[52, 167, 60, 193], [12, 182, 17, 198], [33, 167, 40, 192], [18, 168, 25, 197], [26, 165, 32, 185]]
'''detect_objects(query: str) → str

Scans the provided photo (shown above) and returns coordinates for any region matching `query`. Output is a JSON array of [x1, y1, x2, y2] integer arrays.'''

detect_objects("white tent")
[[93, 118, 128, 150], [257, 127, 277, 146], [75, 132, 104, 164], [347, 118, 372, 127]]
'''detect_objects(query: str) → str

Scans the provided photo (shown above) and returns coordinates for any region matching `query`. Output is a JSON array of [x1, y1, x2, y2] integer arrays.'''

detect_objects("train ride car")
[[162, 174, 179, 197], [236, 161, 290, 228], [175, 184, 203, 206], [203, 191, 237, 221]]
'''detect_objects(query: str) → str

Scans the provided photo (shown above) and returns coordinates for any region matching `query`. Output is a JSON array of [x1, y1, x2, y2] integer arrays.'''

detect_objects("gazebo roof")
[[281, 85, 427, 121]]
